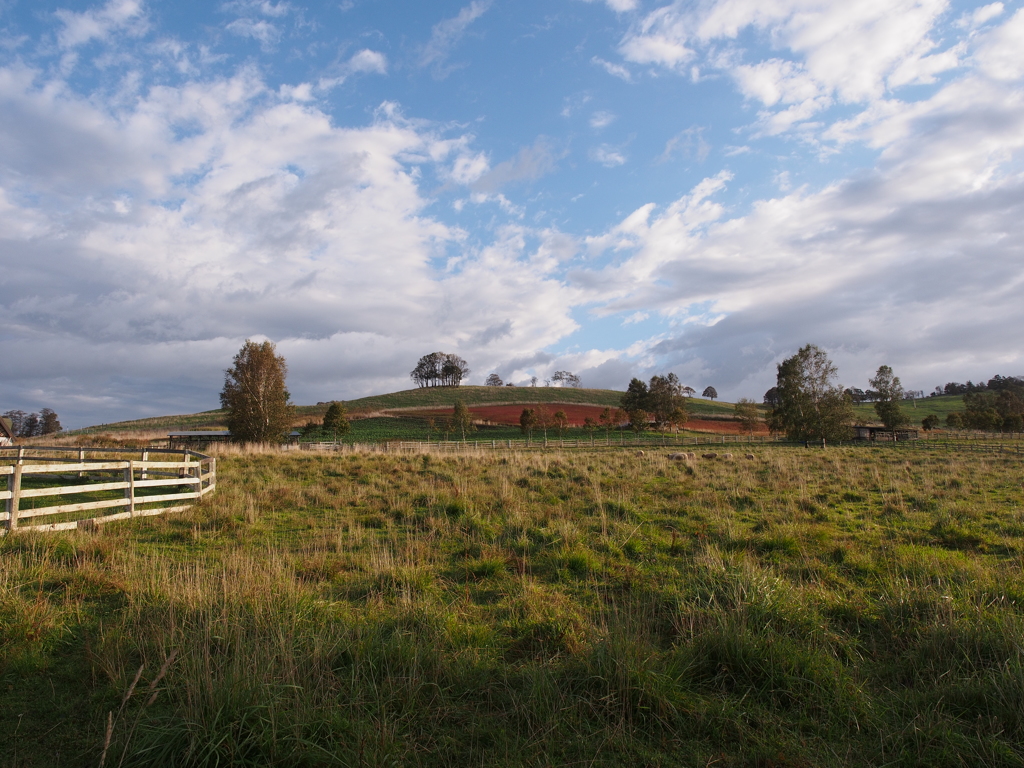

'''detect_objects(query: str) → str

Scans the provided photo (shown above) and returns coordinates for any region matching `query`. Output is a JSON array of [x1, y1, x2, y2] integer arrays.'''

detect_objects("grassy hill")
[[852, 393, 963, 425], [69, 386, 739, 436]]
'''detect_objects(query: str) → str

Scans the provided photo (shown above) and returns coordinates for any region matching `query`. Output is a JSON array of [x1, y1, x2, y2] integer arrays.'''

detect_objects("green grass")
[[852, 394, 964, 425], [3, 444, 1024, 766]]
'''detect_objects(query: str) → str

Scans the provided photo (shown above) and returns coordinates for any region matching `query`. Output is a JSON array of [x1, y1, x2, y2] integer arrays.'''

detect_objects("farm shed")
[[853, 426, 919, 442], [0, 417, 13, 446]]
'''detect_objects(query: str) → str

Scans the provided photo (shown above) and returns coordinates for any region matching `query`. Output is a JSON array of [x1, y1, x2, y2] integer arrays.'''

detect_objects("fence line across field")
[[1, 445, 216, 534]]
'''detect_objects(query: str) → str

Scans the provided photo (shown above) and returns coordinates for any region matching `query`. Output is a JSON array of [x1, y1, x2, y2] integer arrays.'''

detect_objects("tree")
[[682, 386, 696, 398], [702, 386, 718, 401], [598, 407, 617, 442], [667, 406, 688, 433], [485, 373, 503, 387], [452, 400, 475, 441], [519, 408, 538, 439], [921, 414, 940, 431], [20, 412, 40, 438], [582, 416, 598, 444], [535, 406, 553, 439], [553, 410, 569, 439], [627, 409, 649, 434], [530, 376, 538, 387], [220, 339, 294, 443], [869, 365, 910, 431], [551, 371, 582, 388], [766, 344, 854, 444], [946, 412, 964, 429], [39, 408, 61, 435], [763, 387, 780, 408], [620, 378, 649, 413], [322, 402, 350, 439], [647, 375, 686, 428], [734, 398, 760, 435]]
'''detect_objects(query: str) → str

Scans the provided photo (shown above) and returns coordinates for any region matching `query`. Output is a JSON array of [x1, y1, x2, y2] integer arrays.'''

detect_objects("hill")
[[69, 386, 739, 436], [851, 393, 963, 425]]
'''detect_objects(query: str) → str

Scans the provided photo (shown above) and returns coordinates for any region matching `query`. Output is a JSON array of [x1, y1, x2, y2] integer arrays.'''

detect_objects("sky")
[[1, 0, 1023, 427]]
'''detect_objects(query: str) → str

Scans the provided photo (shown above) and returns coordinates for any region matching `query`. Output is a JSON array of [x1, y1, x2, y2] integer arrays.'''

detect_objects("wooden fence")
[[1, 446, 216, 534]]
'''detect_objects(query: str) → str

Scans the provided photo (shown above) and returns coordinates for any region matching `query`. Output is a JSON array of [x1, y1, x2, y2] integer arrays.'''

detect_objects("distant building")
[[853, 426, 919, 442], [0, 417, 13, 446]]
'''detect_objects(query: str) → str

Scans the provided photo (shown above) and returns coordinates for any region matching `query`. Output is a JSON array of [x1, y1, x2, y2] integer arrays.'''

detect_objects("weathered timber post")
[[125, 461, 136, 517], [141, 450, 149, 480], [8, 464, 22, 531]]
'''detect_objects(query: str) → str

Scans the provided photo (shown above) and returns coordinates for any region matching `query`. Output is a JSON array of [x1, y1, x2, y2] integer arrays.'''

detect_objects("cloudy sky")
[[2, 0, 1023, 426]]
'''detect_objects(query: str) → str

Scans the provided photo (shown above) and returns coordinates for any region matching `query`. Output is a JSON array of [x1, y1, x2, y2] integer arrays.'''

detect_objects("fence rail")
[[1, 445, 216, 534]]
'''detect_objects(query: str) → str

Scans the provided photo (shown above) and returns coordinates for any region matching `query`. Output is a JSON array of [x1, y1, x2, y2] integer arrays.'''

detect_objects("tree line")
[[2, 408, 62, 438]]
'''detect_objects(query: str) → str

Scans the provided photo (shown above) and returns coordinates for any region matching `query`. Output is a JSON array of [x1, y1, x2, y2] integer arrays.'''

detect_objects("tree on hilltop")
[[485, 373, 503, 387], [410, 352, 470, 387], [702, 386, 718, 401], [551, 371, 582, 388], [221, 339, 294, 443]]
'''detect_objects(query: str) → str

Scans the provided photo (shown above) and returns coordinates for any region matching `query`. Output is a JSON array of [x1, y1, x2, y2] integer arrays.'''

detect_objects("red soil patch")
[[414, 403, 611, 426], [402, 404, 770, 435]]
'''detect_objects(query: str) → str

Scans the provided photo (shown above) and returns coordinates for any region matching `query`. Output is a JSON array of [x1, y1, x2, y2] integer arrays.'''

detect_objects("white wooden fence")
[[1, 446, 216, 534]]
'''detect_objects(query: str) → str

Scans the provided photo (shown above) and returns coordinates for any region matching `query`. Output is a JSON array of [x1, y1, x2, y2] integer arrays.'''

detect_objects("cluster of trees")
[[946, 384, 1024, 432], [2, 408, 62, 437], [485, 370, 582, 388], [518, 406, 571, 440], [844, 387, 924, 403], [620, 374, 689, 432], [410, 353, 470, 388], [932, 376, 1023, 397]]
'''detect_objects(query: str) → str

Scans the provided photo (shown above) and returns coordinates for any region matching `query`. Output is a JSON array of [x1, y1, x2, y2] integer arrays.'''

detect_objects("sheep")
[[745, 453, 756, 460], [702, 452, 718, 459], [666, 452, 686, 460], [635, 450, 646, 457], [687, 452, 697, 459], [721, 453, 733, 459]]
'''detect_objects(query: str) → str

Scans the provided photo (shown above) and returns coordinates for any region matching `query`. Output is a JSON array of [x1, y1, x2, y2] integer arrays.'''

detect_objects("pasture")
[[2, 443, 1023, 767]]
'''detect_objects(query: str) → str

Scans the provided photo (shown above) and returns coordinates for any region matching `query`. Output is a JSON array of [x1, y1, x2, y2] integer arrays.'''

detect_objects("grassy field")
[[852, 394, 964, 425], [3, 443, 1023, 767]]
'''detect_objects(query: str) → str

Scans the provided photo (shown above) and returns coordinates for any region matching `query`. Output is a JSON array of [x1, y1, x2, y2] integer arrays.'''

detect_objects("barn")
[[853, 426, 919, 442], [0, 416, 14, 446]]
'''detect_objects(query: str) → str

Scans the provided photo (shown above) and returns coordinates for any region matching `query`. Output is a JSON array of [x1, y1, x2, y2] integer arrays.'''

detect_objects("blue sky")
[[2, 0, 1023, 426]]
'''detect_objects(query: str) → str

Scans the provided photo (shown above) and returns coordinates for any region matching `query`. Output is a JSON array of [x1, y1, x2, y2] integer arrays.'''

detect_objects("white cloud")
[[570, 56, 1024, 396], [420, 0, 491, 76], [590, 144, 627, 166], [316, 49, 388, 90], [226, 18, 280, 48], [618, 0, 961, 134], [973, 8, 1024, 81], [589, 110, 616, 129], [579, 0, 640, 13], [55, 0, 146, 49], [592, 56, 633, 81], [0, 66, 575, 424]]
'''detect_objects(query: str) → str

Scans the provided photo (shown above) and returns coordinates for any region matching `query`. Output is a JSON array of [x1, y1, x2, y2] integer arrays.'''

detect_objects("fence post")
[[125, 461, 135, 518], [79, 448, 85, 478], [7, 464, 22, 531], [141, 450, 149, 480]]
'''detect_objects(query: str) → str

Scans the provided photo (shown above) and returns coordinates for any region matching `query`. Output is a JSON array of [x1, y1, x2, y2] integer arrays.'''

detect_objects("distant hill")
[[851, 394, 963, 425], [69, 385, 738, 435]]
